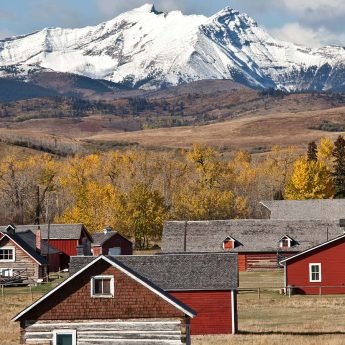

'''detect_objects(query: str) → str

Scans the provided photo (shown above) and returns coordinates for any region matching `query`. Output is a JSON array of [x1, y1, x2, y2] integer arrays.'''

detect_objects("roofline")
[[0, 232, 45, 266], [91, 232, 133, 246], [280, 234, 345, 264], [12, 255, 196, 321]]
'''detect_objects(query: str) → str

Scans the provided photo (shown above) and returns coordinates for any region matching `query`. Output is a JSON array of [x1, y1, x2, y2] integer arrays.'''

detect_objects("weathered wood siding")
[[286, 237, 345, 295], [21, 319, 186, 345], [171, 290, 233, 335], [0, 237, 42, 281], [238, 252, 298, 271]]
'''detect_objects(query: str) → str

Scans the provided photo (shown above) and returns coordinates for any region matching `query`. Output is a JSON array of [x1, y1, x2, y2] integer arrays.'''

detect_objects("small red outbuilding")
[[281, 234, 345, 295]]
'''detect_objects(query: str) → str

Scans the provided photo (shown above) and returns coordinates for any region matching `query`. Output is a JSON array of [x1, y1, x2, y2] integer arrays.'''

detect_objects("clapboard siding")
[[0, 237, 42, 280], [171, 291, 232, 335], [22, 319, 184, 345]]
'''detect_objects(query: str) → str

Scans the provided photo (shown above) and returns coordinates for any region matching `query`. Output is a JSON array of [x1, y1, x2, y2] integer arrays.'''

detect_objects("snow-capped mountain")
[[1, 3, 345, 91]]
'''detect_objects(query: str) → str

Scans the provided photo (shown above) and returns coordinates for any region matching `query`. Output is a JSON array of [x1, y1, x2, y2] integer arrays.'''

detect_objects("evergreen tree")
[[332, 135, 345, 198], [307, 141, 318, 162]]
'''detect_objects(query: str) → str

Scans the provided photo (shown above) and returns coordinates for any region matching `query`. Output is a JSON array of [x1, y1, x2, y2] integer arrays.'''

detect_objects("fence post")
[[257, 288, 261, 301], [288, 286, 291, 298]]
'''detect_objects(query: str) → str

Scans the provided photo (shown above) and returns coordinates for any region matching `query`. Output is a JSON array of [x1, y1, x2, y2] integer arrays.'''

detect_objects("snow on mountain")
[[1, 3, 345, 91]]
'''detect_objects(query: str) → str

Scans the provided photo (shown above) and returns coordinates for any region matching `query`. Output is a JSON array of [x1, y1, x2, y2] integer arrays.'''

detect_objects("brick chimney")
[[36, 226, 42, 252]]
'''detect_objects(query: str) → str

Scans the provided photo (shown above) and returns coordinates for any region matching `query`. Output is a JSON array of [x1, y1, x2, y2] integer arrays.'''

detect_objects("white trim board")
[[13, 255, 196, 321]]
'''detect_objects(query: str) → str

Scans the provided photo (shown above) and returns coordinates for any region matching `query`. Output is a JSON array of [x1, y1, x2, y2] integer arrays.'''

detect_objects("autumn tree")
[[285, 156, 334, 199], [332, 135, 345, 198], [307, 141, 318, 162]]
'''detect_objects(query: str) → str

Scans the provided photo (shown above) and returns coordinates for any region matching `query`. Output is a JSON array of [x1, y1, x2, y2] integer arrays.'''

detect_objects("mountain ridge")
[[1, 3, 345, 91]]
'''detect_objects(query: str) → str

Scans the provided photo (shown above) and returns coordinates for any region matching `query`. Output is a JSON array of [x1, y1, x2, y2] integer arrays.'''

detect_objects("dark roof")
[[0, 224, 89, 240], [70, 253, 238, 291], [91, 231, 131, 246], [261, 200, 345, 220], [161, 220, 343, 253], [0, 232, 48, 265], [15, 231, 61, 255], [13, 256, 196, 321]]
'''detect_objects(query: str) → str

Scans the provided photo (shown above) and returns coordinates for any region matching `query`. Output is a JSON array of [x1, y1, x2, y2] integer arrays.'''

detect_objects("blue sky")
[[1, 0, 344, 47]]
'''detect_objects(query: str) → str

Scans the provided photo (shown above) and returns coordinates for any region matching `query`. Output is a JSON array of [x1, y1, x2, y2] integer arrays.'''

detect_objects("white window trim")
[[280, 236, 292, 248], [0, 268, 13, 277], [91, 275, 115, 298], [0, 246, 15, 262], [53, 330, 76, 345], [309, 263, 322, 282]]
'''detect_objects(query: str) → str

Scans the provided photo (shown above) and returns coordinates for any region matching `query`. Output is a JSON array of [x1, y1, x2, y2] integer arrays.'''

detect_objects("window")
[[91, 276, 114, 298], [309, 263, 322, 282], [0, 247, 15, 262], [53, 330, 76, 345], [280, 238, 290, 248], [0, 268, 13, 277], [108, 247, 121, 256]]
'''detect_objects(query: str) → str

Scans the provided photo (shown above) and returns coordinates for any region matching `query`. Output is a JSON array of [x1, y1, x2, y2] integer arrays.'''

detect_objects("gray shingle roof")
[[0, 224, 88, 240], [15, 231, 61, 255], [70, 253, 238, 291], [261, 200, 345, 220], [161, 220, 344, 253], [91, 232, 116, 246]]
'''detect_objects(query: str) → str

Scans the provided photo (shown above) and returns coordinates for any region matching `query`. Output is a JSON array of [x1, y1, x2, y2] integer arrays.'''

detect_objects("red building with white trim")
[[70, 253, 238, 335], [281, 234, 345, 295]]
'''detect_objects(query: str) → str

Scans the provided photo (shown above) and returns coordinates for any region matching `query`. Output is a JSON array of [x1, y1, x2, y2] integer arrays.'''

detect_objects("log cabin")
[[70, 253, 239, 335], [161, 219, 343, 271], [0, 226, 61, 282], [281, 233, 345, 295], [13, 255, 196, 345]]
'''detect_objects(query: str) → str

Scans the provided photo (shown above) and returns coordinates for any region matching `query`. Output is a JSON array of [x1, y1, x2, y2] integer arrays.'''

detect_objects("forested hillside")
[[0, 137, 342, 248]]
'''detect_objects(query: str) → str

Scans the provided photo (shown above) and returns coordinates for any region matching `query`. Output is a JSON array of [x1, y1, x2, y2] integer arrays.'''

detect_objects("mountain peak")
[[133, 3, 161, 14], [212, 6, 258, 28]]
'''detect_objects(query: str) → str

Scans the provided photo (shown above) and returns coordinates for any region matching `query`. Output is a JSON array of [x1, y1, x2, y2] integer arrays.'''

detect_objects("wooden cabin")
[[281, 234, 345, 295], [70, 253, 239, 335], [13, 255, 195, 345], [0, 224, 93, 269], [91, 227, 133, 256], [162, 220, 343, 271]]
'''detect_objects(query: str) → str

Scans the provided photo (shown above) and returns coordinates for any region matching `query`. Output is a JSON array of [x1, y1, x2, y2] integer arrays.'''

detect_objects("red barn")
[[70, 253, 238, 335], [162, 220, 343, 271], [91, 226, 133, 256], [13, 256, 195, 345], [281, 234, 345, 295]]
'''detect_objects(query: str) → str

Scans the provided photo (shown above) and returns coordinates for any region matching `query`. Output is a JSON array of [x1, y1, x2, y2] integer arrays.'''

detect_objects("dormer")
[[223, 236, 238, 250], [279, 235, 297, 249]]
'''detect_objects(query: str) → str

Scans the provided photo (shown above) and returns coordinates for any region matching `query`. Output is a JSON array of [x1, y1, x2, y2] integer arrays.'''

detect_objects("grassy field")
[[3, 272, 345, 344]]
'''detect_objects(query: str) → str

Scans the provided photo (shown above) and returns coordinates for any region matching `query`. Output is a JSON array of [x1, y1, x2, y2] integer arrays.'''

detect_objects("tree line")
[[0, 136, 344, 248]]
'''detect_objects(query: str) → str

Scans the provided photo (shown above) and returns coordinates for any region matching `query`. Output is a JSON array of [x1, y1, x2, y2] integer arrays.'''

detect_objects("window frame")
[[0, 268, 13, 277], [90, 275, 114, 298], [0, 247, 15, 262], [53, 329, 76, 345], [309, 263, 322, 282]]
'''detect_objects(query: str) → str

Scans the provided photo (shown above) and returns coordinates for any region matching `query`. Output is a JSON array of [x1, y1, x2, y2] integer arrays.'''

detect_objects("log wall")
[[21, 319, 186, 345]]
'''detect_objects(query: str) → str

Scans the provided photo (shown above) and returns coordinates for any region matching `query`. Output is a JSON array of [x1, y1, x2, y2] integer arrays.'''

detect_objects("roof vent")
[[6, 224, 16, 235], [104, 226, 113, 234]]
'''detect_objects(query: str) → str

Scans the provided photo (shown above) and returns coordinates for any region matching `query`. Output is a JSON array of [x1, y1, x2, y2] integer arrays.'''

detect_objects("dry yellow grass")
[[3, 281, 345, 345]]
